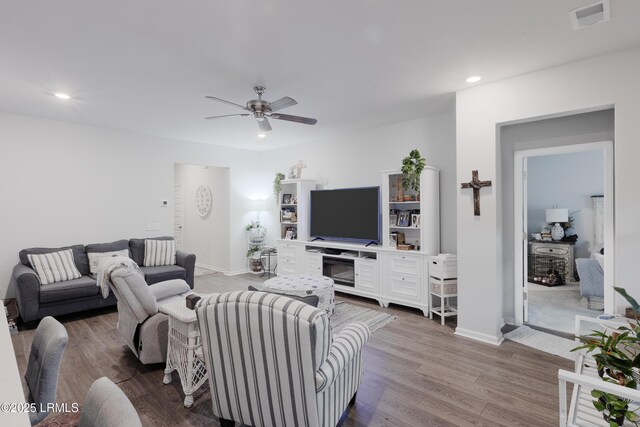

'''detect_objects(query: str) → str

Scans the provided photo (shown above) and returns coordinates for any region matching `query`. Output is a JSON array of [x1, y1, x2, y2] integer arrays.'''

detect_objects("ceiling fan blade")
[[205, 113, 250, 120], [268, 96, 297, 112], [257, 117, 272, 132], [205, 95, 248, 110], [270, 113, 317, 125]]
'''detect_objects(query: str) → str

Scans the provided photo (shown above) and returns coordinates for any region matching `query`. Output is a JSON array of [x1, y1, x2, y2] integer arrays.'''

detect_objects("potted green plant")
[[401, 149, 426, 193], [273, 172, 285, 205], [572, 287, 640, 425]]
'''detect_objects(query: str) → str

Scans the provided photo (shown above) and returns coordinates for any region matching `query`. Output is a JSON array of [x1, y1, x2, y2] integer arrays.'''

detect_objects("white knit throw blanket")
[[96, 256, 143, 298]]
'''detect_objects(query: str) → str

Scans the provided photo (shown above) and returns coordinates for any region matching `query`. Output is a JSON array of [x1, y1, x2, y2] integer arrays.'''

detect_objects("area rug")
[[504, 325, 576, 360], [330, 301, 396, 334]]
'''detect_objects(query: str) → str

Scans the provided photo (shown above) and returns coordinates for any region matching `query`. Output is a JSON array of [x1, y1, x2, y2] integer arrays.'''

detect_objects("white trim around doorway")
[[513, 140, 614, 326]]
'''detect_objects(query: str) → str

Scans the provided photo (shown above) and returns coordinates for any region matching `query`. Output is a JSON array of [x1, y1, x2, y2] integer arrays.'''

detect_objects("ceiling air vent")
[[570, 0, 610, 30]]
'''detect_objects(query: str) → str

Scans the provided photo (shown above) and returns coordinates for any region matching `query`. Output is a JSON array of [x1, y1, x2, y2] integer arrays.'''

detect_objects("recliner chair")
[[108, 266, 192, 364], [196, 290, 370, 427]]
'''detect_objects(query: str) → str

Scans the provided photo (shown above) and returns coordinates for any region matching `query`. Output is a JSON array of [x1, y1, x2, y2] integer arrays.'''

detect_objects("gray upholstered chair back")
[[24, 316, 68, 425], [78, 377, 142, 427], [109, 267, 158, 323]]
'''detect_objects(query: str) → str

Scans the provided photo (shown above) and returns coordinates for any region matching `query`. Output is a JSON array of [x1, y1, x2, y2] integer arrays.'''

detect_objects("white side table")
[[428, 255, 458, 325], [159, 298, 209, 407]]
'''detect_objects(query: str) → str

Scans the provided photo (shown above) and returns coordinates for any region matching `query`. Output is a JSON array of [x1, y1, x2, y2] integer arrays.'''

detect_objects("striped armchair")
[[195, 291, 370, 427]]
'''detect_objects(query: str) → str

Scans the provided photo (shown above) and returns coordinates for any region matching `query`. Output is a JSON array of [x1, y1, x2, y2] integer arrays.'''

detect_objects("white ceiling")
[[1, 1, 640, 151]]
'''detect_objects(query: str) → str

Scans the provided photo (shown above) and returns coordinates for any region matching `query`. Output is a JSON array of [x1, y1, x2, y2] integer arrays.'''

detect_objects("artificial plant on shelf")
[[245, 221, 266, 244], [401, 149, 426, 193], [572, 287, 640, 426], [273, 172, 285, 206]]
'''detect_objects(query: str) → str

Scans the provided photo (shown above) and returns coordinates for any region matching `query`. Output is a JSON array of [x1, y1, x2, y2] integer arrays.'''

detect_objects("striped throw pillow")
[[143, 239, 176, 267], [27, 249, 82, 285]]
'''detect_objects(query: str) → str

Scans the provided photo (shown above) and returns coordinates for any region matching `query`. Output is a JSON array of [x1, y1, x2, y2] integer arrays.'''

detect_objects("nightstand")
[[529, 241, 575, 283]]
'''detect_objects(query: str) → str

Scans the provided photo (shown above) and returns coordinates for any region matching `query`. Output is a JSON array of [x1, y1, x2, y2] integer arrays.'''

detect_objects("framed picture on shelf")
[[411, 214, 421, 228], [389, 214, 398, 226], [284, 227, 297, 240], [398, 211, 410, 227], [290, 196, 297, 205], [396, 232, 406, 245], [282, 194, 292, 204]]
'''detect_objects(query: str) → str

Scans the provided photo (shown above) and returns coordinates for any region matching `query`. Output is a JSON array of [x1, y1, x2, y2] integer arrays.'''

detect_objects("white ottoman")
[[264, 274, 335, 316]]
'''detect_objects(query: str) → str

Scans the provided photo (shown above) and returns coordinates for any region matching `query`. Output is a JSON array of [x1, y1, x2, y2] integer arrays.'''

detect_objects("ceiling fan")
[[205, 86, 317, 132]]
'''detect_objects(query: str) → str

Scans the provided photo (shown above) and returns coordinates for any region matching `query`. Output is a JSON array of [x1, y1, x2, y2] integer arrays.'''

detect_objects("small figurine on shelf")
[[294, 160, 306, 179]]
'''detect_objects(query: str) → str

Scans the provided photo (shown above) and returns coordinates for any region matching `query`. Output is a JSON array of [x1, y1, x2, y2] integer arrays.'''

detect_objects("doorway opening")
[[173, 163, 231, 275], [514, 141, 614, 335]]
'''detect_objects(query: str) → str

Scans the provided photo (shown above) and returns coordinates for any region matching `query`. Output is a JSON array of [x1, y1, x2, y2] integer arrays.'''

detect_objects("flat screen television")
[[310, 187, 380, 244]]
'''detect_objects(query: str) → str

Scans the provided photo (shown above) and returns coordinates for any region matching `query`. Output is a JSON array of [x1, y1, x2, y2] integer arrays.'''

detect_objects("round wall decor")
[[195, 185, 212, 217]]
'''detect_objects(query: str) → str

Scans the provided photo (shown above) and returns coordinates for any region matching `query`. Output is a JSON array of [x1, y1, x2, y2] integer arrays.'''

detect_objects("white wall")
[[527, 151, 604, 259], [174, 164, 230, 272], [0, 112, 260, 298], [456, 47, 640, 344], [260, 112, 457, 253]]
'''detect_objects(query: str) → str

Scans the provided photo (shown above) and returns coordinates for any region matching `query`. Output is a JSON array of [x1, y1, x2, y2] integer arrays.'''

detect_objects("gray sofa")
[[11, 237, 196, 323]]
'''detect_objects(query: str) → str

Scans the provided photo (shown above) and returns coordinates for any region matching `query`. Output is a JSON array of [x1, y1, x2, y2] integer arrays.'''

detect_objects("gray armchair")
[[23, 316, 68, 425], [79, 377, 142, 427], [108, 266, 191, 364]]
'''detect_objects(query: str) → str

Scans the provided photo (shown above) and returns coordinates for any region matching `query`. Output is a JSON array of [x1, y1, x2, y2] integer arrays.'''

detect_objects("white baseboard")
[[195, 263, 226, 273], [503, 316, 516, 326], [226, 269, 250, 276], [455, 327, 504, 346]]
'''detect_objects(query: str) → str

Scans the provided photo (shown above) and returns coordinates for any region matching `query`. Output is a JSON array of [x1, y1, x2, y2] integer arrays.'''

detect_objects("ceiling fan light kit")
[[205, 86, 317, 132]]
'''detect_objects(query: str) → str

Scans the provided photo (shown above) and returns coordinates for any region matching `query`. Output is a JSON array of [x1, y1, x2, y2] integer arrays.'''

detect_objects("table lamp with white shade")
[[546, 208, 568, 241]]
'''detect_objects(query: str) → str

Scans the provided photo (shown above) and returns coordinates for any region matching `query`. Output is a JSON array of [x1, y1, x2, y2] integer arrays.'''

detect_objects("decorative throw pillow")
[[247, 285, 320, 308], [144, 239, 176, 267], [87, 249, 130, 275], [27, 249, 82, 285]]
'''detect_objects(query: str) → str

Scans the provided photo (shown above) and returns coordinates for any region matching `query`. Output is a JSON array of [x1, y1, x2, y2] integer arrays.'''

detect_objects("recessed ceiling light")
[[257, 133, 266, 139], [54, 92, 71, 100], [466, 76, 482, 83]]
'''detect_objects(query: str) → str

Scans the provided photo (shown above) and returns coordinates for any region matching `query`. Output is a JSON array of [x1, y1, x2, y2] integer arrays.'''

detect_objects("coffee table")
[[159, 298, 209, 407], [263, 274, 335, 316]]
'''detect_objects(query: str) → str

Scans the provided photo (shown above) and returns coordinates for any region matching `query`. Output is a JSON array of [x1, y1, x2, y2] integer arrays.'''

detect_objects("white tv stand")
[[276, 239, 433, 316]]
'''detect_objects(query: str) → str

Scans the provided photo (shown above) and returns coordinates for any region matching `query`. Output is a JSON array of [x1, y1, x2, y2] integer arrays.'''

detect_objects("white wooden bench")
[[558, 315, 640, 426]]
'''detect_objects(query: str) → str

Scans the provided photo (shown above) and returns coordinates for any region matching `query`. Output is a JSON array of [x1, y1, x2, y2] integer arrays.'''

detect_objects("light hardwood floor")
[[12, 272, 573, 426]]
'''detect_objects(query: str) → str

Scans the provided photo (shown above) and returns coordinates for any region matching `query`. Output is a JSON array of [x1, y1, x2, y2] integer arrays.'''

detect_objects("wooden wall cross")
[[461, 170, 492, 216]]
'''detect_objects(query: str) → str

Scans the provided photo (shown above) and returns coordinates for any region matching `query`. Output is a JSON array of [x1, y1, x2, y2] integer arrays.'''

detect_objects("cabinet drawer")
[[389, 274, 421, 299], [388, 254, 420, 276], [533, 246, 569, 256], [278, 244, 299, 258], [278, 257, 297, 275]]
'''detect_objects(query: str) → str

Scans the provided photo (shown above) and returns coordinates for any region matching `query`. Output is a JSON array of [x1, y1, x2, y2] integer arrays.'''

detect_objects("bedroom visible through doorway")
[[513, 140, 614, 335]]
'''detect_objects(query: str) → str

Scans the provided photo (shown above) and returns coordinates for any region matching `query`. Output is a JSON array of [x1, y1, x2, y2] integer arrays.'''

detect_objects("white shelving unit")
[[381, 167, 440, 254], [428, 255, 458, 325], [278, 179, 316, 241]]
